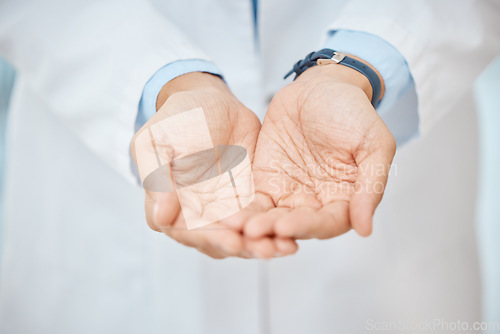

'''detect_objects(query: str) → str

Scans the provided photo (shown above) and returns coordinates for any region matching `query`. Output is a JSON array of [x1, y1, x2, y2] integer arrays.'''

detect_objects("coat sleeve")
[[328, 0, 500, 135], [0, 0, 214, 183]]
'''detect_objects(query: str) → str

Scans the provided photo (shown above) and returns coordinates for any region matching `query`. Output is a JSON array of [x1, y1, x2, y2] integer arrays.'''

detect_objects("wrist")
[[156, 72, 229, 110], [296, 54, 385, 103]]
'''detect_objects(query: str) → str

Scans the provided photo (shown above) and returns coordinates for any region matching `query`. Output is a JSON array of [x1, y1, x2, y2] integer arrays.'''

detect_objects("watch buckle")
[[317, 51, 346, 65]]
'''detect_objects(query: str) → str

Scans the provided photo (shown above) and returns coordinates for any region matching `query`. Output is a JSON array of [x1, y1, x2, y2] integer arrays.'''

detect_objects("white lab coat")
[[0, 0, 499, 333]]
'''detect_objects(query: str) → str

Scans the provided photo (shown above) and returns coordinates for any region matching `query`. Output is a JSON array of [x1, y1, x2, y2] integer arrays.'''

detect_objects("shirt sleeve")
[[323, 29, 418, 146], [135, 59, 223, 131], [326, 0, 500, 139], [0, 0, 216, 185]]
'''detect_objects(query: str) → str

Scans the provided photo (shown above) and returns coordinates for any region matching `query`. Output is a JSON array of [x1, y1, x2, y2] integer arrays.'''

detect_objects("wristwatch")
[[284, 48, 382, 108]]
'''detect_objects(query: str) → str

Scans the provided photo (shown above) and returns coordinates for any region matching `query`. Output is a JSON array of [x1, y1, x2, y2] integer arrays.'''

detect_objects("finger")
[[274, 202, 351, 239], [194, 247, 228, 260], [350, 138, 396, 237], [145, 191, 181, 232], [167, 222, 245, 259], [219, 192, 274, 231], [148, 191, 244, 258], [244, 237, 277, 259], [244, 207, 292, 238], [274, 237, 299, 256]]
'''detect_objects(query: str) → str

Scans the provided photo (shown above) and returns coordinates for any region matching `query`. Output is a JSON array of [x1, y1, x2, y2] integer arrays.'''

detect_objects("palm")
[[132, 88, 260, 257], [244, 78, 396, 239], [133, 87, 299, 258], [152, 89, 260, 227]]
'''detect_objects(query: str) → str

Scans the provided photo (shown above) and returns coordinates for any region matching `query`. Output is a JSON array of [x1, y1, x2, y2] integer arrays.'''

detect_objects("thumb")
[[349, 139, 396, 237], [145, 191, 181, 232]]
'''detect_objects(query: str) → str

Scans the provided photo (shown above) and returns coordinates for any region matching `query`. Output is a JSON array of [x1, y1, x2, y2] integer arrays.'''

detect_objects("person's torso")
[[0, 1, 482, 333]]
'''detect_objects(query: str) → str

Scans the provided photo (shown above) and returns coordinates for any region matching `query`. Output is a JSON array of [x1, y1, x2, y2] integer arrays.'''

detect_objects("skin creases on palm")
[[242, 81, 395, 240], [247, 109, 358, 239], [255, 116, 359, 211], [143, 90, 260, 229], [137, 88, 300, 259]]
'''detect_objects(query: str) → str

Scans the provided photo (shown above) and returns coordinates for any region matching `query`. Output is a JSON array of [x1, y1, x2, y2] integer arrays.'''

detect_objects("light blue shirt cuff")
[[135, 59, 223, 130], [324, 30, 419, 146]]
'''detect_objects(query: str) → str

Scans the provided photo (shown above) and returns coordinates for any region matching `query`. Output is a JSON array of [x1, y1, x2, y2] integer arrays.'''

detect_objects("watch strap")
[[284, 48, 382, 108]]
